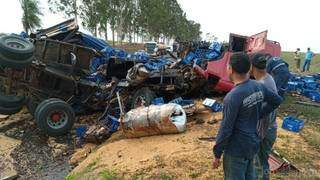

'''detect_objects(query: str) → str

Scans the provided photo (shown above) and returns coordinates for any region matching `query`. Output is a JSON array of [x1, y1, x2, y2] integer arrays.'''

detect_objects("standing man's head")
[[249, 53, 267, 80], [307, 47, 311, 51], [228, 52, 251, 83]]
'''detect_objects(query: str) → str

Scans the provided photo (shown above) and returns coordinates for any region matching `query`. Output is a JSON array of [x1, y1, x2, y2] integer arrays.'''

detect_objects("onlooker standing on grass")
[[250, 53, 278, 180], [212, 52, 282, 180], [266, 54, 290, 97], [302, 48, 315, 72], [294, 48, 301, 71]]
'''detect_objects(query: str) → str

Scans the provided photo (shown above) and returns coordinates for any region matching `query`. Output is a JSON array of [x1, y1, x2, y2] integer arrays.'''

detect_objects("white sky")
[[0, 0, 319, 52]]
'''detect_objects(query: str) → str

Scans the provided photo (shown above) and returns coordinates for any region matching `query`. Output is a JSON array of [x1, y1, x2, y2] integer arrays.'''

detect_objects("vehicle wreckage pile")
[[0, 19, 223, 141]]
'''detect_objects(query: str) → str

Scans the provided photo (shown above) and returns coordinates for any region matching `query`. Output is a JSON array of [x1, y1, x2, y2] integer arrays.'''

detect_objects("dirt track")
[[0, 111, 73, 180], [70, 110, 320, 179], [71, 110, 224, 179], [1, 98, 320, 179]]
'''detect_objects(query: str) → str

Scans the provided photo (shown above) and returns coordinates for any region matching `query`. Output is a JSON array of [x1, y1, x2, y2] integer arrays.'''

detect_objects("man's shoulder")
[[228, 80, 261, 97], [261, 74, 278, 93]]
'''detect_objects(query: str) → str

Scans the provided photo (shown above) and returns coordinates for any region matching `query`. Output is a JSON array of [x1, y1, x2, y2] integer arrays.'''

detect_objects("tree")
[[97, 0, 111, 41], [48, 0, 79, 21], [80, 0, 99, 36], [20, 0, 43, 34]]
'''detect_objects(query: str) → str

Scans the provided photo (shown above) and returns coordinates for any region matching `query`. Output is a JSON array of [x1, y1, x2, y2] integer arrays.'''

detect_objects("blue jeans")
[[302, 60, 311, 72], [255, 128, 277, 180], [223, 153, 256, 180], [273, 68, 290, 97]]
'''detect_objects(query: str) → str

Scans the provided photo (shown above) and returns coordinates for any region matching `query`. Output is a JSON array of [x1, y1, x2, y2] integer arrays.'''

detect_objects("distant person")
[[265, 54, 290, 97], [250, 53, 278, 180], [212, 52, 282, 180], [294, 48, 301, 71], [302, 48, 315, 72]]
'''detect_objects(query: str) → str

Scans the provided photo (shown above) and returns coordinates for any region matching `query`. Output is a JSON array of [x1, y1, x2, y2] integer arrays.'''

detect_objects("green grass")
[[158, 172, 174, 180], [65, 159, 100, 180], [280, 51, 320, 150], [279, 95, 320, 150], [281, 51, 320, 73], [100, 169, 124, 180]]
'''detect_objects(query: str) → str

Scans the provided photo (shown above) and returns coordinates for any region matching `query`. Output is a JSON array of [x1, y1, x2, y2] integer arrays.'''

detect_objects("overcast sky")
[[0, 0, 319, 52]]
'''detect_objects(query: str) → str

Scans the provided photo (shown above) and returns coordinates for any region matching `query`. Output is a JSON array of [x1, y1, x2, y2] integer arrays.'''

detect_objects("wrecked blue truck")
[[0, 19, 214, 136]]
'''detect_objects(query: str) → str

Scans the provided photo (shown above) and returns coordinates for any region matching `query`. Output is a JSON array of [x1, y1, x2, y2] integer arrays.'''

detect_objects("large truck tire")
[[26, 97, 39, 117], [0, 94, 25, 108], [0, 53, 33, 69], [34, 98, 75, 137], [0, 35, 34, 60], [0, 105, 23, 115]]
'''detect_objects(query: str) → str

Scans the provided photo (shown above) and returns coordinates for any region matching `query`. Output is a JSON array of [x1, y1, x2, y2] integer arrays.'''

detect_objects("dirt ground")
[[69, 98, 320, 180], [0, 110, 74, 180], [1, 96, 320, 179]]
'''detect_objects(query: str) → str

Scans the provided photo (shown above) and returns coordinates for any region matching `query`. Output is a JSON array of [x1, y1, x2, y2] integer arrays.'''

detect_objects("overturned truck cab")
[[193, 31, 281, 92]]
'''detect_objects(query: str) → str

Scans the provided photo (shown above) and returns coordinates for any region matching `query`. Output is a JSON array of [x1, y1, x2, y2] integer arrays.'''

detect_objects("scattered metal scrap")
[[269, 150, 299, 173]]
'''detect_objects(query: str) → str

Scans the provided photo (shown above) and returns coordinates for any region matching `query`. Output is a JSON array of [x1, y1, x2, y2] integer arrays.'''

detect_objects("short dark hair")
[[307, 47, 310, 51], [250, 53, 267, 69], [229, 52, 251, 74]]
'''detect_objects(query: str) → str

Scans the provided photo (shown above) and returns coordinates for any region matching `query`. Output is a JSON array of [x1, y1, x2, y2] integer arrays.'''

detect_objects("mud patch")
[[0, 112, 75, 179]]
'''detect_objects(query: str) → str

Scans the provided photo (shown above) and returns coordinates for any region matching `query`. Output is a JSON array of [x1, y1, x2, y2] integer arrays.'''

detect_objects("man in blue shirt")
[[266, 55, 290, 97], [302, 48, 315, 72], [212, 52, 283, 180]]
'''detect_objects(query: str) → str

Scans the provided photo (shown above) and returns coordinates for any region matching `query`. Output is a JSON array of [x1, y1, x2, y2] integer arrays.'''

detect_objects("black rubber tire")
[[26, 97, 39, 117], [0, 35, 34, 60], [0, 105, 23, 115], [0, 52, 33, 69], [35, 98, 75, 137], [34, 98, 61, 121], [0, 94, 25, 108], [33, 98, 61, 120], [130, 87, 156, 109]]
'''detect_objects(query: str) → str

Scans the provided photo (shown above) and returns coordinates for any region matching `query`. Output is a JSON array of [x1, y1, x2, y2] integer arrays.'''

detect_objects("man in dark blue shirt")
[[265, 55, 290, 97], [212, 52, 283, 180]]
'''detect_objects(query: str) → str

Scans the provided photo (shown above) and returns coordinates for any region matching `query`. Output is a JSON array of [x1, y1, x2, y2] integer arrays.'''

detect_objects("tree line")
[[20, 0, 202, 45]]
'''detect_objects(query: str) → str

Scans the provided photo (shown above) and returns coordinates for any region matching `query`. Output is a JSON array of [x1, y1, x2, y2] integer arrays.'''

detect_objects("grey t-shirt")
[[258, 74, 278, 130]]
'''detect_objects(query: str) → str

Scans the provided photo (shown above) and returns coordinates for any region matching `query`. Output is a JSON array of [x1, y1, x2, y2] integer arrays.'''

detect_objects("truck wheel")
[[0, 35, 34, 60], [0, 53, 33, 69], [26, 97, 39, 117], [0, 105, 23, 115], [35, 98, 75, 137], [0, 94, 25, 108], [131, 87, 156, 109]]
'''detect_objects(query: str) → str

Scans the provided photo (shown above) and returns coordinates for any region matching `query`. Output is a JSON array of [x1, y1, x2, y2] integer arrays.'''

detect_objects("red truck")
[[194, 30, 281, 92]]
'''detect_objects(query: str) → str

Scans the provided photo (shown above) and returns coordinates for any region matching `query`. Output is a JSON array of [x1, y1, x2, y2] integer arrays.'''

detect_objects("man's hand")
[[212, 157, 221, 169]]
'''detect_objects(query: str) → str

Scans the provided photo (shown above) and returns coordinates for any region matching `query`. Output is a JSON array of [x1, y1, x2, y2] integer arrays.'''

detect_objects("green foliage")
[[48, 0, 78, 19], [138, 0, 201, 41], [20, 0, 43, 34], [49, 0, 201, 43], [80, 0, 99, 36]]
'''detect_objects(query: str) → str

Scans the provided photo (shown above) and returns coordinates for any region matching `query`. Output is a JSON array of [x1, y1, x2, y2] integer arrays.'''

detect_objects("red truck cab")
[[194, 30, 281, 92]]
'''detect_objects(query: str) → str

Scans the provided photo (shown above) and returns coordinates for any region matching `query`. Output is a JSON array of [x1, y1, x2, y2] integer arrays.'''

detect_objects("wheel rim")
[[47, 110, 68, 129], [134, 96, 147, 108], [5, 38, 27, 50]]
